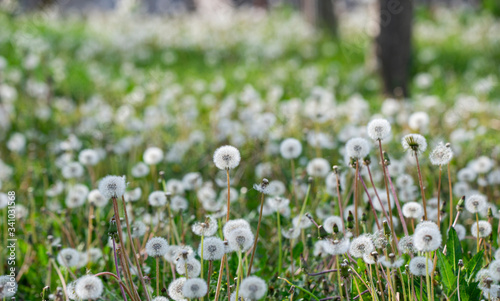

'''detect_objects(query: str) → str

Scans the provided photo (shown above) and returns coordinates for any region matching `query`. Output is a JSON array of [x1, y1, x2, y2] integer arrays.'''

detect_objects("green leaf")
[[446, 227, 463, 271], [466, 250, 484, 283], [437, 251, 456, 293]]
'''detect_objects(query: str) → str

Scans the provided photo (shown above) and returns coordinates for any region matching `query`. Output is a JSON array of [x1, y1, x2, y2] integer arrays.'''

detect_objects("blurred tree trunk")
[[376, 0, 413, 98], [302, 0, 337, 36], [254, 0, 268, 8], [185, 0, 197, 11]]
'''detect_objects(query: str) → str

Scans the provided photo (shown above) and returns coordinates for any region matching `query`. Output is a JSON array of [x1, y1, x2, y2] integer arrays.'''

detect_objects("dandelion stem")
[[235, 249, 243, 301], [248, 189, 265, 276], [476, 212, 480, 253], [354, 159, 360, 236], [334, 170, 345, 234], [385, 166, 409, 237], [112, 237, 129, 301], [86, 204, 94, 270], [156, 257, 160, 297], [277, 210, 283, 275], [414, 150, 428, 220], [425, 252, 432, 301], [95, 272, 133, 300], [200, 235, 205, 280], [378, 140, 396, 245], [437, 165, 442, 226], [121, 196, 152, 301], [448, 163, 453, 229]]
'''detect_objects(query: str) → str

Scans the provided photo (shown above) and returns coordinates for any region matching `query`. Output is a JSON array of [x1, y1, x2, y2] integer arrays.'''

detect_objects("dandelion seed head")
[[349, 234, 375, 258], [227, 228, 254, 252], [143, 147, 164, 165], [145, 237, 169, 257], [182, 278, 207, 299], [306, 158, 330, 178], [74, 275, 103, 300], [409, 256, 433, 276], [452, 224, 466, 241], [131, 221, 147, 238], [98, 175, 127, 199], [239, 276, 268, 300], [192, 216, 218, 237], [465, 194, 487, 213], [345, 137, 371, 159], [489, 260, 500, 281], [281, 227, 301, 240], [175, 258, 201, 278], [429, 142, 453, 165], [131, 162, 150, 178], [213, 145, 241, 170], [168, 277, 187, 301], [78, 149, 100, 166], [223, 219, 251, 238], [199, 236, 224, 261], [0, 275, 17, 298], [401, 134, 427, 154], [323, 216, 344, 233], [57, 248, 80, 268], [87, 189, 108, 207], [471, 221, 492, 238], [398, 235, 417, 254], [280, 138, 302, 159], [171, 196, 188, 212], [402, 202, 424, 219], [292, 215, 312, 229], [267, 197, 290, 211], [148, 191, 167, 207], [367, 118, 391, 140], [413, 225, 442, 252]]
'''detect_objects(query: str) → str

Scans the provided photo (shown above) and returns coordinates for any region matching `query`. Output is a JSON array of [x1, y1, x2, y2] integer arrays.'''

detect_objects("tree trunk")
[[302, 0, 337, 36], [376, 0, 413, 98], [317, 0, 337, 35]]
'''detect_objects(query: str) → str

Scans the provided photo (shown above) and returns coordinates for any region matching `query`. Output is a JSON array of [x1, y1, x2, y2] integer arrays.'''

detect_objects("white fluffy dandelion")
[[87, 189, 108, 207], [145, 237, 169, 257], [367, 118, 391, 141], [98, 175, 127, 199], [213, 145, 241, 170], [78, 149, 100, 166], [429, 142, 453, 165], [279, 138, 302, 159], [57, 248, 80, 268], [306, 158, 330, 178], [74, 275, 103, 300], [168, 277, 187, 301], [413, 224, 442, 252], [227, 228, 254, 252], [398, 235, 417, 254], [349, 234, 375, 258], [345, 137, 371, 159], [323, 216, 344, 233], [148, 191, 167, 207], [0, 275, 17, 298], [143, 147, 164, 165], [465, 194, 487, 214], [223, 219, 251, 238], [489, 260, 500, 281], [182, 278, 207, 298], [409, 256, 433, 276], [402, 134, 427, 155], [199, 236, 224, 261], [402, 202, 424, 219], [192, 216, 218, 237], [175, 258, 201, 277], [471, 221, 492, 238], [239, 276, 268, 300]]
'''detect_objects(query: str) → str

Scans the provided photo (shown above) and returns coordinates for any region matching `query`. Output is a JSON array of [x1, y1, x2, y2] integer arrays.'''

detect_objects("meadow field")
[[0, 3, 500, 300]]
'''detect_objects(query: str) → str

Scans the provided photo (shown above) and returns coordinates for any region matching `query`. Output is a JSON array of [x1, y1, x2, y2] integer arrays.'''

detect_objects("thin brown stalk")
[[414, 151, 428, 220], [248, 191, 265, 276]]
